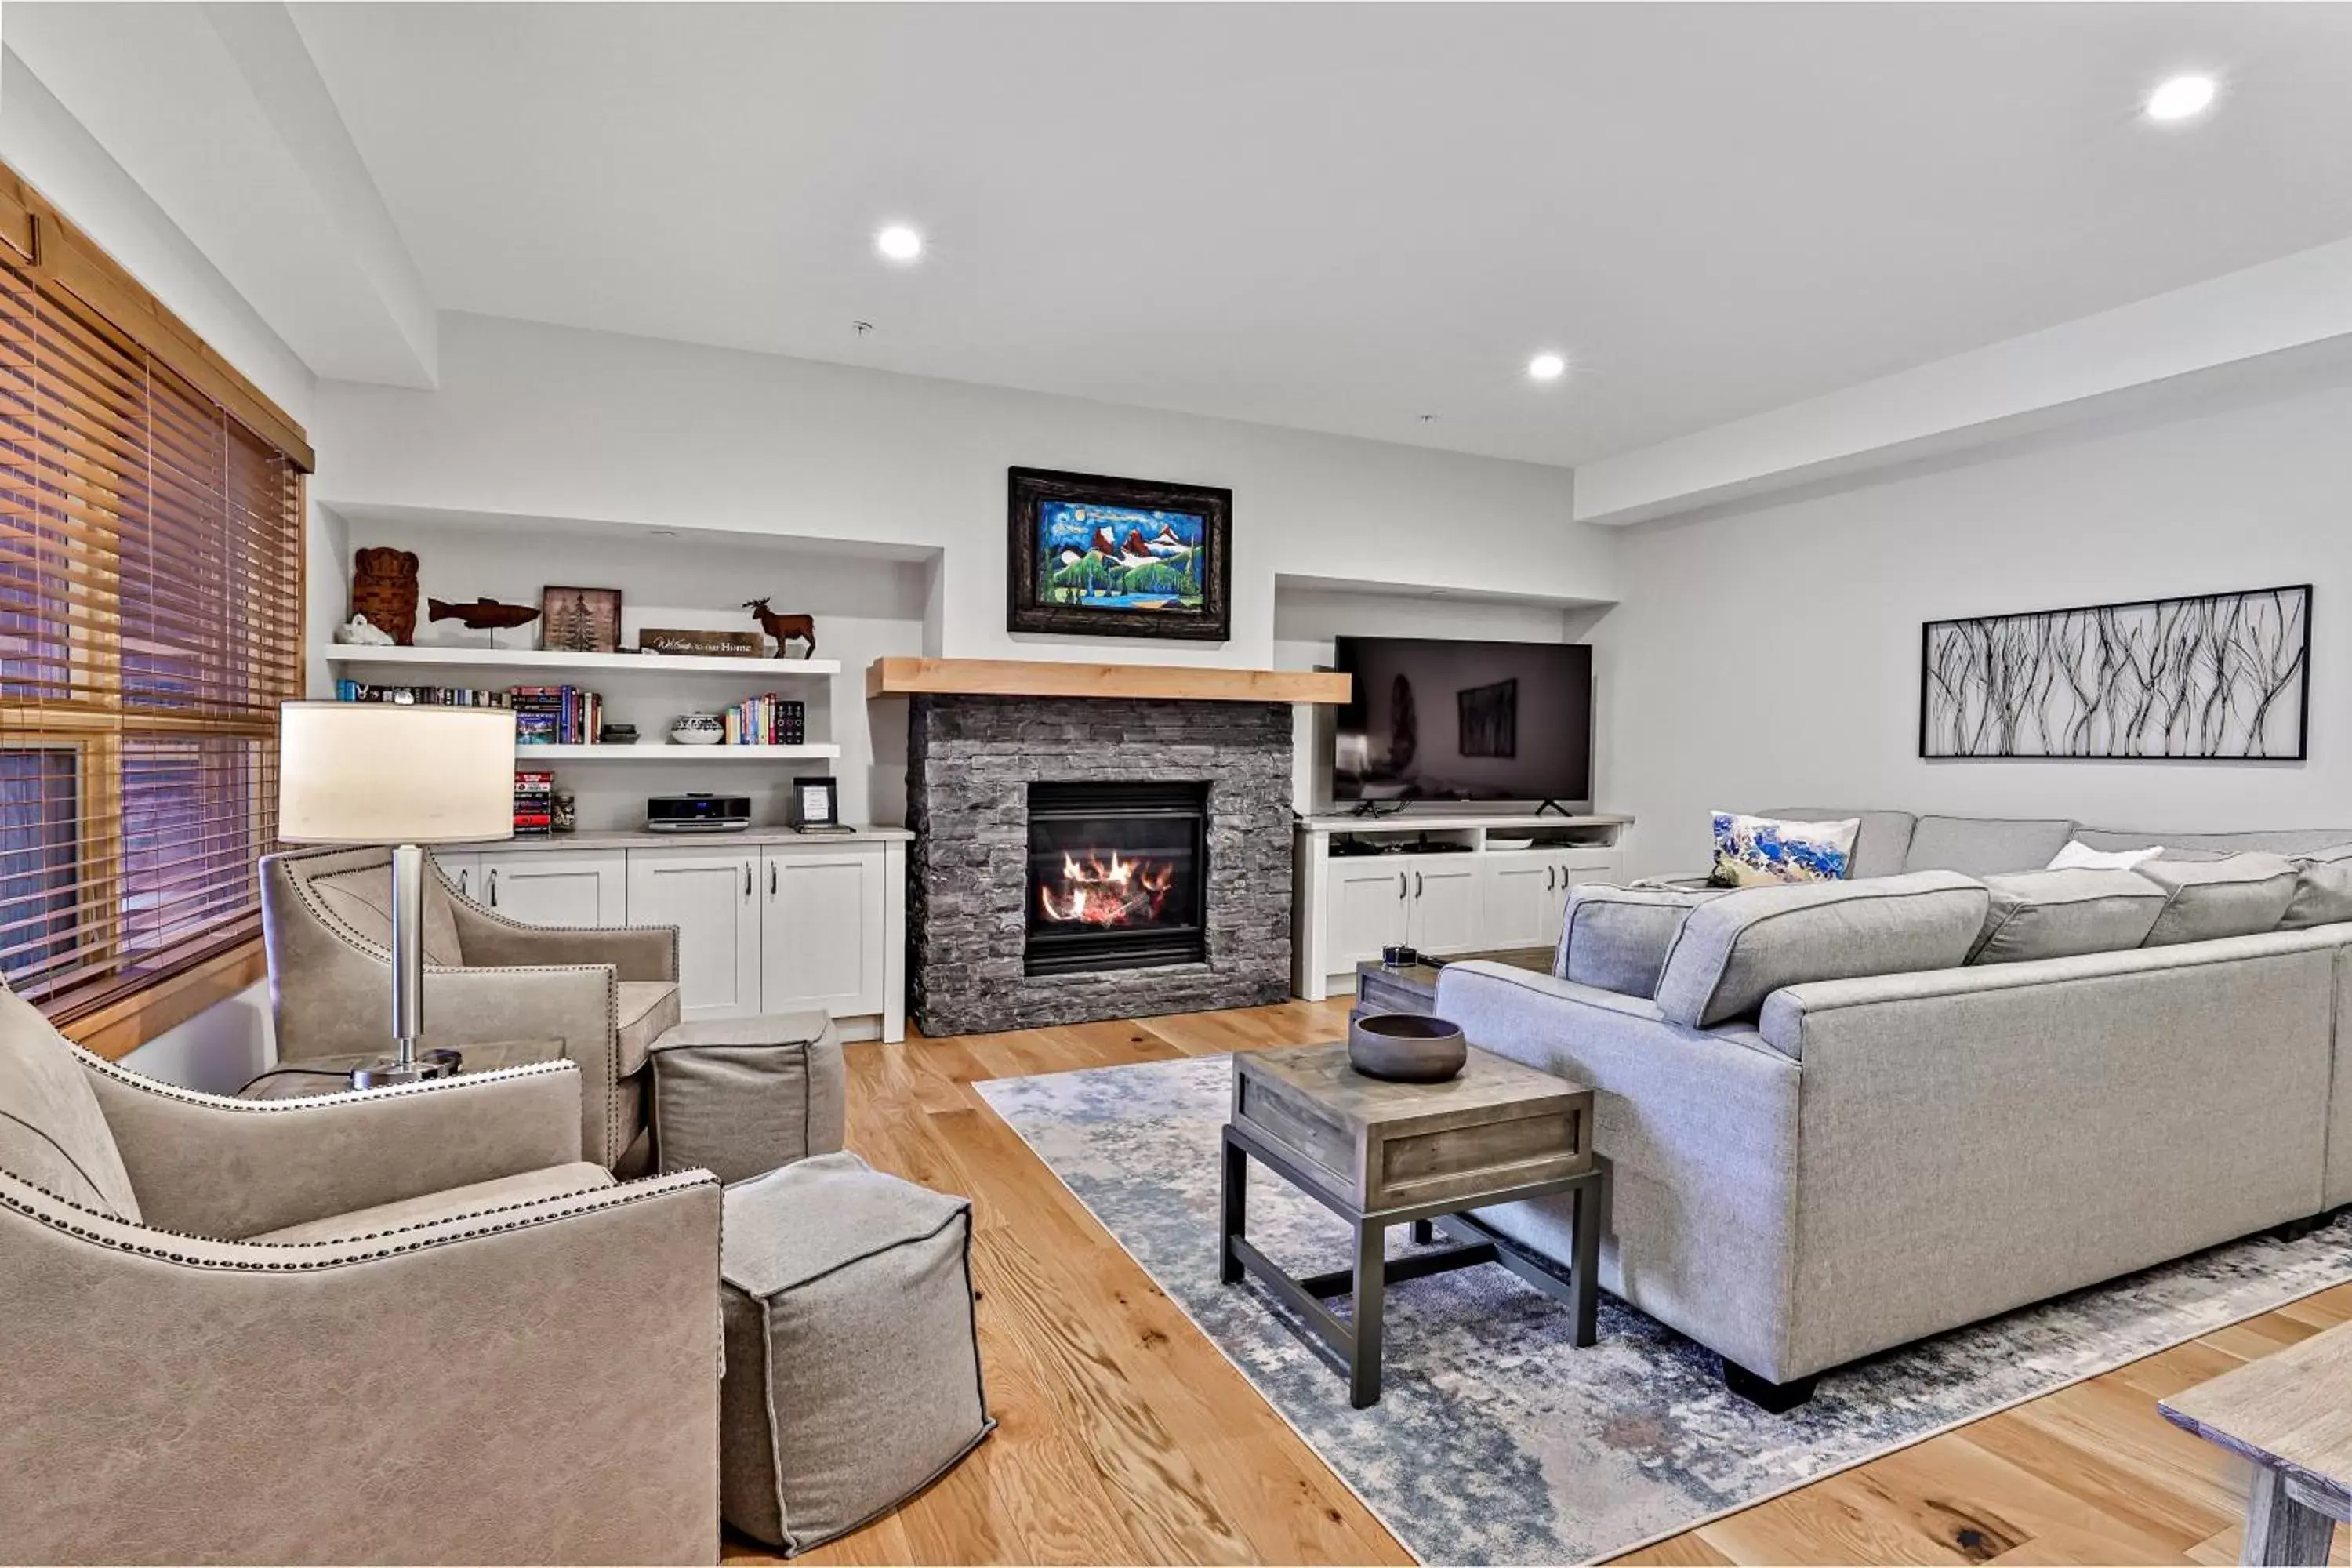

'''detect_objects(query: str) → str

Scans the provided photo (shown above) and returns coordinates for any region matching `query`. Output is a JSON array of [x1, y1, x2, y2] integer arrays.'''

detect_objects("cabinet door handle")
[[488, 869, 498, 908], [458, 868, 470, 898], [1414, 871, 1424, 899], [1559, 863, 1572, 890], [769, 861, 778, 897], [1545, 865, 1555, 891], [1397, 871, 1408, 900], [744, 862, 753, 899]]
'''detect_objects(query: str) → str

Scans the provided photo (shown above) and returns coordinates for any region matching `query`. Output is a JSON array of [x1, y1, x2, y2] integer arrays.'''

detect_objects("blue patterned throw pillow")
[[1709, 810, 1861, 887]]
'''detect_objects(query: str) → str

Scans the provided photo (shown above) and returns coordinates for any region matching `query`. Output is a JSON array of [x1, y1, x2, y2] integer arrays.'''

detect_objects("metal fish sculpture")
[[428, 597, 541, 632]]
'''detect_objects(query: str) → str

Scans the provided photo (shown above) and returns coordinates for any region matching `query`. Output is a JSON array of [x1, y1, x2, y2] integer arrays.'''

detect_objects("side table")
[[1221, 1040, 1604, 1407]]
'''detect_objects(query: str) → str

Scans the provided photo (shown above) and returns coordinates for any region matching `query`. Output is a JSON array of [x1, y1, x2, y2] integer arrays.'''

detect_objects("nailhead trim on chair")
[[0, 1169, 718, 1270], [75, 1048, 577, 1113]]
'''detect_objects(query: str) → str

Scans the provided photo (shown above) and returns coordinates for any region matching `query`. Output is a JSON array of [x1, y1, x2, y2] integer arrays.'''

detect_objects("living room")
[[6, 4, 2352, 1565]]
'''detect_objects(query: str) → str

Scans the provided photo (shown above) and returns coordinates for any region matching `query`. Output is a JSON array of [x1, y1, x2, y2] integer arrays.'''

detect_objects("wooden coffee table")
[[1220, 1040, 1604, 1407], [2161, 1318, 2352, 1565]]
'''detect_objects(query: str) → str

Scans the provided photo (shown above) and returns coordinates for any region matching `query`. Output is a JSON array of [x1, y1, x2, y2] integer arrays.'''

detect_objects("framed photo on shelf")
[[540, 586, 623, 654], [789, 775, 845, 832], [1007, 466, 1232, 641]]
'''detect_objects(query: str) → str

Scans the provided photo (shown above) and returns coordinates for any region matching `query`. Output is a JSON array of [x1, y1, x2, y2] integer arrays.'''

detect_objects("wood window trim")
[[2, 155, 309, 1049], [57, 935, 269, 1062], [0, 164, 314, 472]]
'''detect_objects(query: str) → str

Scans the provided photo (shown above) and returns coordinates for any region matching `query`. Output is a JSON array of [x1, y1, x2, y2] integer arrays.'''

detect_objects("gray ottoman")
[[646, 1011, 844, 1183], [719, 1152, 995, 1555]]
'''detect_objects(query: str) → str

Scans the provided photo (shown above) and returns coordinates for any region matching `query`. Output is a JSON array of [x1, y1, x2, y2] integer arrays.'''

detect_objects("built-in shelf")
[[321, 644, 840, 679], [866, 656, 1350, 704], [517, 742, 842, 762]]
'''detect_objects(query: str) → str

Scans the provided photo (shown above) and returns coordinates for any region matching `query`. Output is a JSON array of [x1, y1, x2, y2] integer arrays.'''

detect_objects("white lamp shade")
[[278, 702, 517, 844]]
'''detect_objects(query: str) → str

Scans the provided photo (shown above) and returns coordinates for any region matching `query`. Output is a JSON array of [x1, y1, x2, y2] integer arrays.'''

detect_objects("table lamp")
[[278, 702, 515, 1087]]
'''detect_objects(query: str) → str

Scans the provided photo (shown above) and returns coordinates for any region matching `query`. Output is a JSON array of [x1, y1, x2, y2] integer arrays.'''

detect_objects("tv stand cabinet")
[[1290, 811, 1633, 1001]]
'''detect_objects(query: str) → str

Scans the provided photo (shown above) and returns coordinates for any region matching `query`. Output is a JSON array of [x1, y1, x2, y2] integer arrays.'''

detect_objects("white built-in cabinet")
[[1291, 812, 1633, 1001], [485, 851, 630, 928], [428, 834, 907, 1040], [626, 848, 766, 1021]]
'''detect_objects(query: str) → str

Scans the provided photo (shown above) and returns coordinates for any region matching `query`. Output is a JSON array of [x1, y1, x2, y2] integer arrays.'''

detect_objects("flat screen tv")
[[1330, 637, 1592, 808]]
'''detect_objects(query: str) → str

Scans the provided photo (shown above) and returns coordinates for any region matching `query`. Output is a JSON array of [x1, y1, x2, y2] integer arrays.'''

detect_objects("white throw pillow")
[[2047, 839, 2164, 872]]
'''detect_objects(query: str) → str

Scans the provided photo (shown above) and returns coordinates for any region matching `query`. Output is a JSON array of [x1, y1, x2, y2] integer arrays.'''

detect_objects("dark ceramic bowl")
[[1348, 1012, 1468, 1083]]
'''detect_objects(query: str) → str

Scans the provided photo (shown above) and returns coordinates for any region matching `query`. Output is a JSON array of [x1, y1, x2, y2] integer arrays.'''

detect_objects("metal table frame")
[[1219, 1116, 1606, 1408]]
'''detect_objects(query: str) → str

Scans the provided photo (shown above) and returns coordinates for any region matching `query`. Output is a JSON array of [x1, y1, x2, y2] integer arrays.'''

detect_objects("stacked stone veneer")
[[906, 694, 1294, 1036]]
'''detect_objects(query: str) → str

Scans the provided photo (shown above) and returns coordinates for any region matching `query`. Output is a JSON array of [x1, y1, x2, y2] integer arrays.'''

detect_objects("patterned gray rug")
[[976, 1052, 2352, 1566]]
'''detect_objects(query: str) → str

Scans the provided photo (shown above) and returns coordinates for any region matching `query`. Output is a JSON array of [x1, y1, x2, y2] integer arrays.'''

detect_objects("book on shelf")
[[510, 684, 603, 746], [514, 767, 555, 837], [335, 680, 511, 708], [719, 693, 806, 746]]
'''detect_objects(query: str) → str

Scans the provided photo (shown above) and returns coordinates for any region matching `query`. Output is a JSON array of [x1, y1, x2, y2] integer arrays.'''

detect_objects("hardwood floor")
[[729, 999, 2340, 1566]]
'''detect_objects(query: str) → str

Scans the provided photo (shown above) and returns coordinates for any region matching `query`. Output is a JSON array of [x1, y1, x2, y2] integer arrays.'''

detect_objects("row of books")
[[514, 768, 555, 837], [512, 686, 603, 747], [334, 681, 510, 707], [720, 695, 806, 746]]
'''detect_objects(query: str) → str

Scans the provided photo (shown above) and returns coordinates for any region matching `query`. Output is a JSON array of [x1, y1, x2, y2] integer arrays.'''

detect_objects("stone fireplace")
[[905, 693, 1295, 1036]]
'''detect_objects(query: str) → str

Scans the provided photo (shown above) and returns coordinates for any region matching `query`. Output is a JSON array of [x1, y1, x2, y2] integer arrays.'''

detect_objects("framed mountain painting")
[[1007, 466, 1232, 641]]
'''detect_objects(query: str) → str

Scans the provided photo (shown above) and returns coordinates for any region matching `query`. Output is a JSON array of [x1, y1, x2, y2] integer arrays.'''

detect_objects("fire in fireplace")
[[1025, 781, 1208, 975]]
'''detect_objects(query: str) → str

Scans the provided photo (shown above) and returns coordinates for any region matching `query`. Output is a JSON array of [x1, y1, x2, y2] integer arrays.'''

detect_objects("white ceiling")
[[262, 3, 2352, 467]]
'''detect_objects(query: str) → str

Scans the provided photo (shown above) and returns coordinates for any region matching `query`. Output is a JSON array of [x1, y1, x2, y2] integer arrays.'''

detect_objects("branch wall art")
[[1920, 585, 2311, 760]]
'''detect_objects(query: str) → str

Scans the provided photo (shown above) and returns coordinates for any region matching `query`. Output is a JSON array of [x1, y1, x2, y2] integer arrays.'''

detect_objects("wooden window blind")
[[0, 169, 307, 1022]]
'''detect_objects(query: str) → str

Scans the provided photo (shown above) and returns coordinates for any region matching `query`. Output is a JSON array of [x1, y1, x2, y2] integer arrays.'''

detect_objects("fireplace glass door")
[[1025, 781, 1208, 975]]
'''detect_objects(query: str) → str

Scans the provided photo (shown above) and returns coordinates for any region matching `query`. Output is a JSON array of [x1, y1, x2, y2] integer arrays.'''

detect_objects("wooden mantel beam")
[[866, 657, 1351, 705]]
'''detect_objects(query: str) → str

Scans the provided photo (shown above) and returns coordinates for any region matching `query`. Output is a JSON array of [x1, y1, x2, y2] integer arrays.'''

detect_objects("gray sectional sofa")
[[1434, 809, 2352, 1408]]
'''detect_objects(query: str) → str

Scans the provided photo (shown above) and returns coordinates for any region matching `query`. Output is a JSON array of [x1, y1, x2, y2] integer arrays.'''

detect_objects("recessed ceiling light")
[[876, 224, 924, 262], [2145, 74, 2217, 122], [1527, 352, 1567, 382]]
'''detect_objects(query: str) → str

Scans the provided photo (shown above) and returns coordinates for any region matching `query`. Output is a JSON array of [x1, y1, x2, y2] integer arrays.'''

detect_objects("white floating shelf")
[[517, 742, 841, 762], [321, 644, 840, 679]]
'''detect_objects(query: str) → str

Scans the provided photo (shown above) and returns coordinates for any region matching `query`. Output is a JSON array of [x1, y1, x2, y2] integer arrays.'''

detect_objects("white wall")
[[313, 313, 1620, 670], [1595, 372, 2352, 877], [0, 46, 314, 426], [121, 981, 274, 1095]]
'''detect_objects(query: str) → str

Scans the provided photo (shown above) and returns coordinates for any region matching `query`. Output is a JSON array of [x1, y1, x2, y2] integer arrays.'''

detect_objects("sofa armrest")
[[1432, 960, 1802, 1379], [0, 1167, 720, 1565], [451, 901, 679, 982], [85, 1057, 585, 1239]]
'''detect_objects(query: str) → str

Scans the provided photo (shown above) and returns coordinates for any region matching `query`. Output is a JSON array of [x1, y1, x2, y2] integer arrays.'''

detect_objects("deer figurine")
[[744, 598, 816, 659]]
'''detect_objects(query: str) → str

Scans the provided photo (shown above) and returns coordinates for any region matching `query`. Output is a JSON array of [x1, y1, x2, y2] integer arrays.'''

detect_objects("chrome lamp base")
[[350, 1047, 463, 1090]]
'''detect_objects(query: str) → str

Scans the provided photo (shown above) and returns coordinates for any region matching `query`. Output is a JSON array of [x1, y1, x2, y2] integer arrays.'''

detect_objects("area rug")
[[976, 1053, 2352, 1566]]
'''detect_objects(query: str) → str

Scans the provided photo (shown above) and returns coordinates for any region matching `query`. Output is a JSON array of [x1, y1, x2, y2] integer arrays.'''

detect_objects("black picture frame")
[[789, 775, 839, 829], [1007, 466, 1232, 641], [1918, 583, 2312, 760]]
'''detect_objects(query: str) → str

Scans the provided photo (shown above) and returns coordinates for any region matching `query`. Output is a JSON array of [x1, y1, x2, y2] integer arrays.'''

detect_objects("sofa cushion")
[[1757, 808, 1917, 879], [1556, 884, 1727, 997], [309, 863, 466, 967], [1902, 816, 2076, 877], [1967, 869, 2168, 965], [2138, 854, 2299, 947], [0, 983, 142, 1221], [2280, 844, 2352, 931], [1708, 810, 1861, 887], [2076, 826, 2352, 857], [1653, 870, 1991, 1028], [615, 981, 682, 1078]]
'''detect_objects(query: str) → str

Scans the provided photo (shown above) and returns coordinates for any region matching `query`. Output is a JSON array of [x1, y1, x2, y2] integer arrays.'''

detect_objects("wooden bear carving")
[[350, 548, 421, 645]]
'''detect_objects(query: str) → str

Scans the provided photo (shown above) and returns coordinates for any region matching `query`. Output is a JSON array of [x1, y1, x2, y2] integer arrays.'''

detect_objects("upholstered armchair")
[[261, 844, 680, 1171], [0, 979, 719, 1564]]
